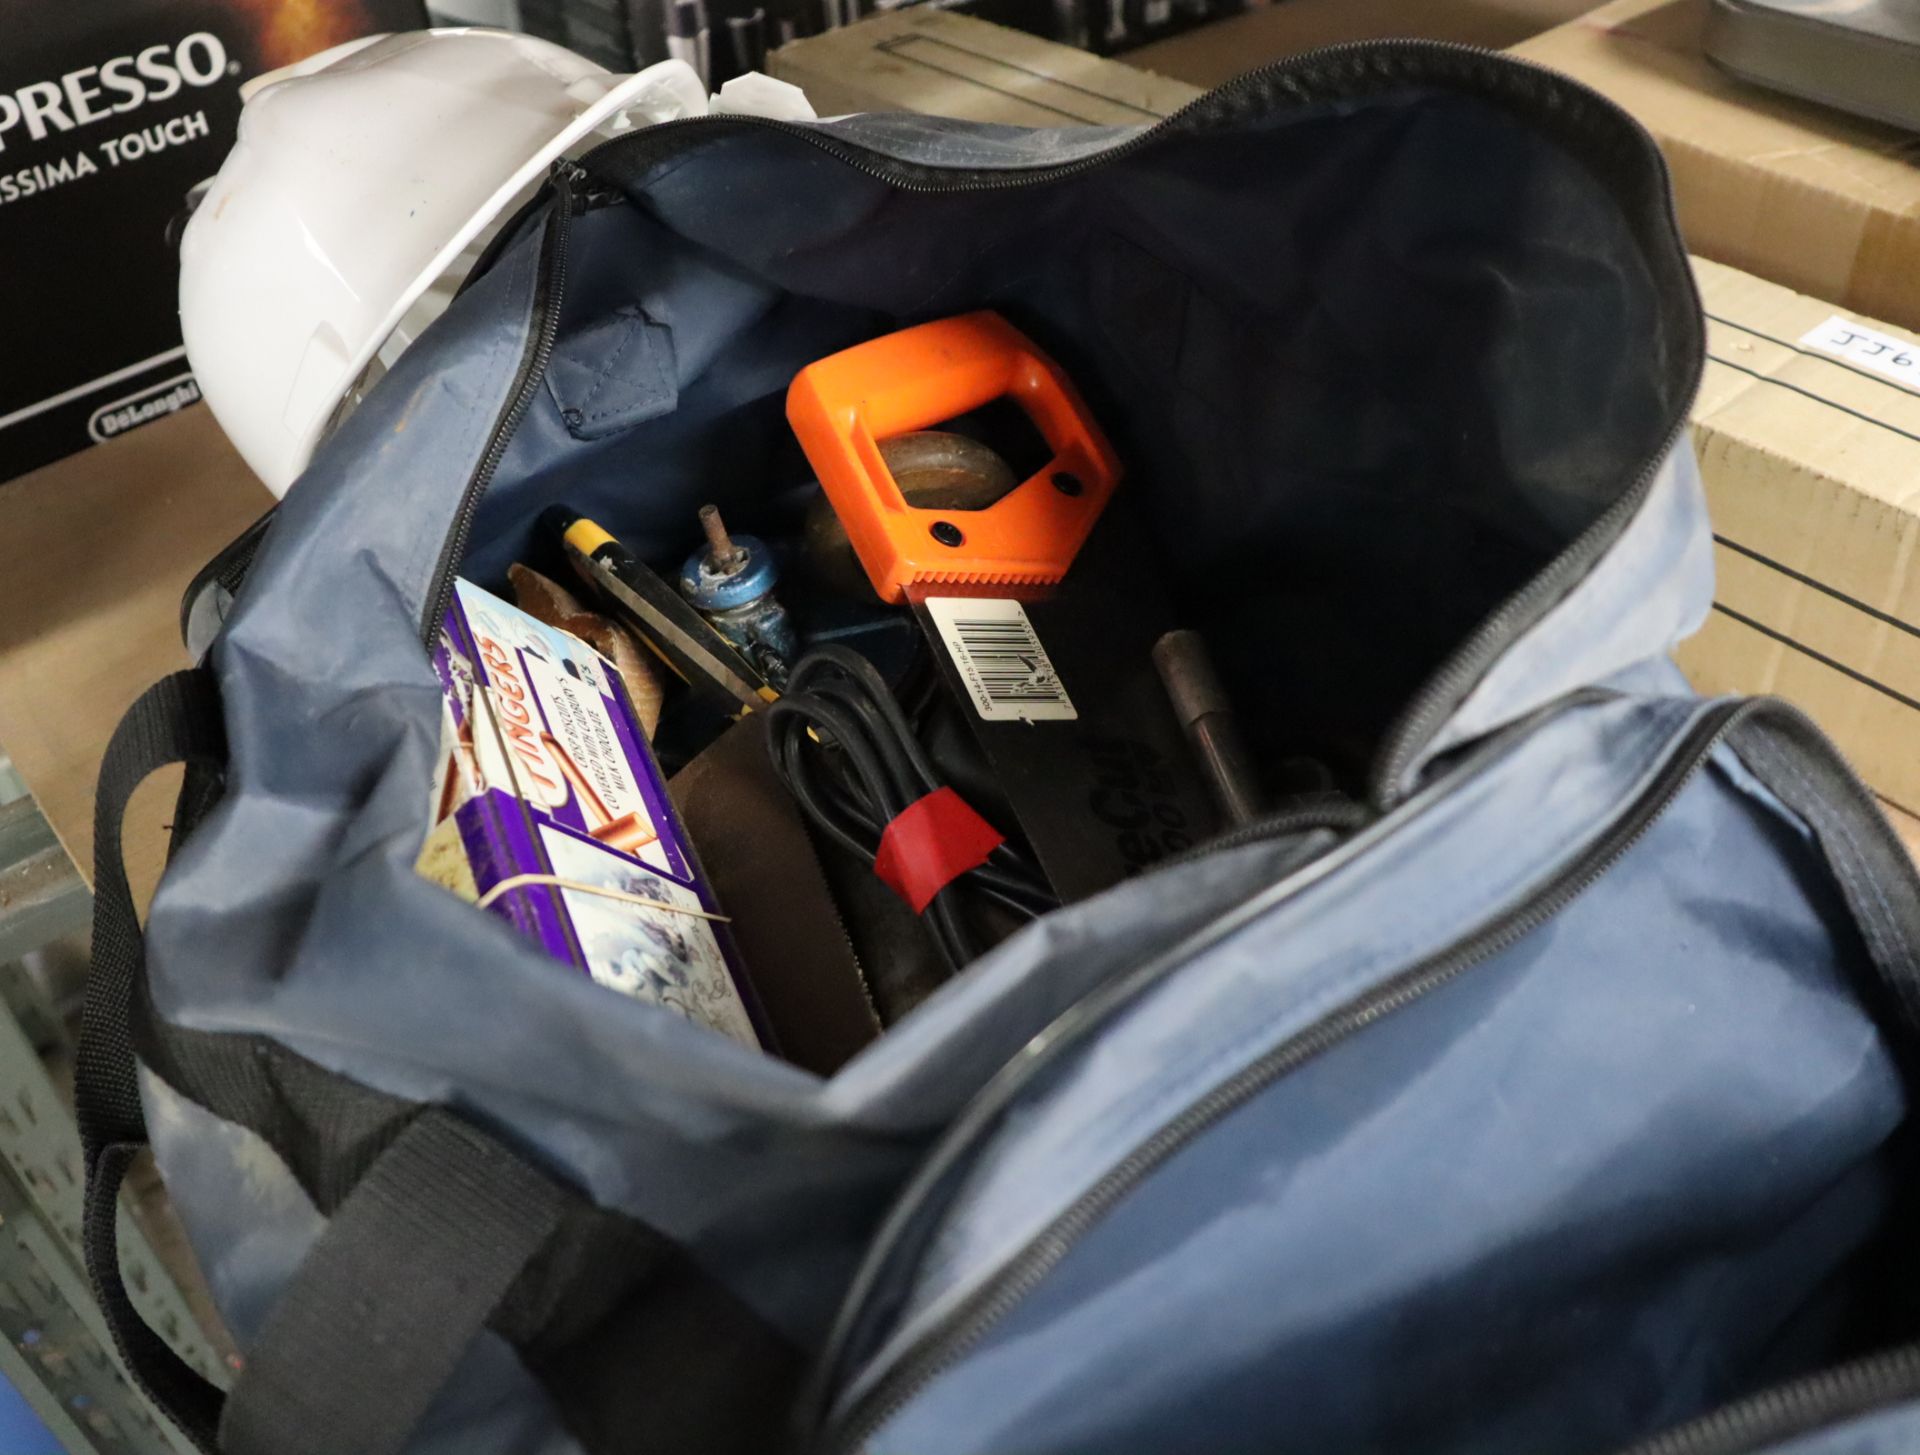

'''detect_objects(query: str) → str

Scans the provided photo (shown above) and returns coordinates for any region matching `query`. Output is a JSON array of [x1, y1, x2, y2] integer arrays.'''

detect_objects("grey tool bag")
[[81, 42, 1920, 1455]]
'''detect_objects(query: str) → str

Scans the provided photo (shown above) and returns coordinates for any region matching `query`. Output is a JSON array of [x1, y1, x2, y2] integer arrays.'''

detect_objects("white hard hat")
[[179, 31, 710, 497]]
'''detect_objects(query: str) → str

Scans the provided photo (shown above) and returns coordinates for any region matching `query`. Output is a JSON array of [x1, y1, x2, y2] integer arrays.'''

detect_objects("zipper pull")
[[549, 157, 623, 215]]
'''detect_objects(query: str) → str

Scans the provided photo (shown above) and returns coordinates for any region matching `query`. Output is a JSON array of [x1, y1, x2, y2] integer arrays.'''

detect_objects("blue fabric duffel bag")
[[78, 40, 1920, 1455]]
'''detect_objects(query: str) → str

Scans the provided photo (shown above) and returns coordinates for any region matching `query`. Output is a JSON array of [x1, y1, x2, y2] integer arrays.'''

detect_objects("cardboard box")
[[770, 0, 1600, 110], [1681, 257, 1920, 817], [0, 1, 424, 486], [772, 9, 1198, 123], [1514, 0, 1920, 335], [1128, 0, 1598, 90]]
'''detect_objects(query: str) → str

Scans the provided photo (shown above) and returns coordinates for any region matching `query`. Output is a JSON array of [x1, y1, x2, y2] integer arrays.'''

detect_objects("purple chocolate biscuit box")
[[415, 579, 762, 1049]]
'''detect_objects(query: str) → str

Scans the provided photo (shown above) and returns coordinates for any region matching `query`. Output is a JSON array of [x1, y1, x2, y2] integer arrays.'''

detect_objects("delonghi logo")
[[88, 374, 202, 442], [0, 34, 229, 153]]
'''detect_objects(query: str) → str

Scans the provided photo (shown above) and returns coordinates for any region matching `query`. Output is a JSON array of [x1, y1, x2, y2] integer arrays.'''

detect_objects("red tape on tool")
[[873, 788, 1006, 913]]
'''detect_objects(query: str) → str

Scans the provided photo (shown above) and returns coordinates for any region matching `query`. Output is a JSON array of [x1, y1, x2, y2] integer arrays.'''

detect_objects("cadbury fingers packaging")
[[416, 579, 765, 1049]]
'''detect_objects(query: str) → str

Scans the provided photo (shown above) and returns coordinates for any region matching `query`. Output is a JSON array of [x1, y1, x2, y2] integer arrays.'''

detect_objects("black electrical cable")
[[765, 646, 1056, 972]]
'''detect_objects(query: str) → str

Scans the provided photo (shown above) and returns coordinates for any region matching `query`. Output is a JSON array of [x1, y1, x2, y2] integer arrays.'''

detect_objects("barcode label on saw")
[[925, 597, 1078, 722]]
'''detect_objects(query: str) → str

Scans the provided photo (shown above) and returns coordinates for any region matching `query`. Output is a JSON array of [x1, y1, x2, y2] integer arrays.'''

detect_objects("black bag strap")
[[77, 673, 573, 1455], [1728, 705, 1920, 1023], [217, 1107, 570, 1455], [77, 670, 230, 1450], [76, 672, 573, 1455]]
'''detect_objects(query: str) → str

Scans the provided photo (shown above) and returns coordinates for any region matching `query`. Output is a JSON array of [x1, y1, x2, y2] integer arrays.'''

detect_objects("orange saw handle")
[[786, 312, 1121, 604]]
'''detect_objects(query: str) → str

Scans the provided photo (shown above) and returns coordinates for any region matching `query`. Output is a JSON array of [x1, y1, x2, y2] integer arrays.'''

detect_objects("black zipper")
[[1369, 164, 1704, 803], [819, 697, 1753, 1453], [580, 36, 1672, 205], [804, 691, 1624, 1428], [417, 163, 580, 646], [1369, 424, 1695, 807], [1616, 1346, 1920, 1455], [1166, 796, 1372, 867], [1169, 689, 1626, 869]]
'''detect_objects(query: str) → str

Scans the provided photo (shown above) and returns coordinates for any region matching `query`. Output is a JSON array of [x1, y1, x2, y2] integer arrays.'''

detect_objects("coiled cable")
[[765, 646, 1055, 971]]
